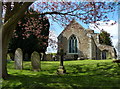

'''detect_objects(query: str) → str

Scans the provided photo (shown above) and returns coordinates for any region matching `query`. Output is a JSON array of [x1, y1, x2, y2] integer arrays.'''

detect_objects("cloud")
[[89, 20, 118, 47], [46, 30, 58, 54]]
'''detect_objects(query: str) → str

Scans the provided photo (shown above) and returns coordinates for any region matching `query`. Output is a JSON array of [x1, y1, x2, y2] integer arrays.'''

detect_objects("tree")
[[99, 30, 112, 46], [8, 9, 50, 60], [2, 2, 33, 79], [1, 1, 117, 79]]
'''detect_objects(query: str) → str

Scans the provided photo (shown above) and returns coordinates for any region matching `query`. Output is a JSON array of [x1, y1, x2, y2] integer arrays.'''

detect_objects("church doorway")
[[102, 50, 107, 59]]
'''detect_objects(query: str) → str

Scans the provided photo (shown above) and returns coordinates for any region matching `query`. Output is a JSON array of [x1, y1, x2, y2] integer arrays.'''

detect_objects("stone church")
[[57, 20, 116, 60]]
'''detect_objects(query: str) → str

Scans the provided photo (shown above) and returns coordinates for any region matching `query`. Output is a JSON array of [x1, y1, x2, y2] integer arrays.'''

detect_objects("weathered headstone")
[[7, 54, 12, 62], [14, 48, 23, 70], [24, 53, 29, 61], [31, 51, 41, 71], [40, 53, 44, 61], [7, 54, 11, 60], [45, 54, 53, 61]]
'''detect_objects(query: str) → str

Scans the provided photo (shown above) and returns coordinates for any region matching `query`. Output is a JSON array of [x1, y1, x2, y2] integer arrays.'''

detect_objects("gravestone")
[[40, 53, 44, 61], [45, 54, 53, 61], [14, 48, 23, 70], [31, 51, 41, 71], [7, 54, 11, 60], [7, 54, 12, 62], [24, 53, 29, 61]]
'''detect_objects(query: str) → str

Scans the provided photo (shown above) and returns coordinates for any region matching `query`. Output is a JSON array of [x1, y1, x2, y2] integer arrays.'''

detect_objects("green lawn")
[[2, 60, 120, 89]]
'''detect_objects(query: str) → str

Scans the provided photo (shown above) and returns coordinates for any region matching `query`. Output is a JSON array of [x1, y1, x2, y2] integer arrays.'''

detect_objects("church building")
[[57, 20, 116, 60]]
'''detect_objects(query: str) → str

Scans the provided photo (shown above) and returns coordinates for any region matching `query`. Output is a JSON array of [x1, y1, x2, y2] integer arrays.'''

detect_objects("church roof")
[[86, 29, 94, 34], [97, 44, 114, 52], [58, 19, 100, 40]]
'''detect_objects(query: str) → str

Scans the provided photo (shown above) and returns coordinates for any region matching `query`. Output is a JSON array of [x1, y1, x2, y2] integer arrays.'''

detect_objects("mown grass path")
[[2, 60, 120, 89]]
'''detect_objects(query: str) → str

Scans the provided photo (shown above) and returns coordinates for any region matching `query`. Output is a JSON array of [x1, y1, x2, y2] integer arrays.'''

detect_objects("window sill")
[[67, 53, 79, 55]]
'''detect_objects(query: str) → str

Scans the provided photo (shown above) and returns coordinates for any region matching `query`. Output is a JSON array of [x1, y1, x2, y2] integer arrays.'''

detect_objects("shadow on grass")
[[2, 72, 120, 89], [3, 61, 120, 89]]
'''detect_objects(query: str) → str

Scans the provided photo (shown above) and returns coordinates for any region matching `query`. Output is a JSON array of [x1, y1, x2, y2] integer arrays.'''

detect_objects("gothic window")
[[69, 35, 78, 53]]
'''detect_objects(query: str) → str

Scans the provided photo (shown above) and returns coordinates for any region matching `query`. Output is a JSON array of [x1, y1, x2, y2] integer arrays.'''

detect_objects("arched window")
[[69, 35, 78, 53]]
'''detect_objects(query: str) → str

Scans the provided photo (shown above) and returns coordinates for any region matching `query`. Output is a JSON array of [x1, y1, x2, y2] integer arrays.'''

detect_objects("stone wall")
[[44, 54, 58, 61]]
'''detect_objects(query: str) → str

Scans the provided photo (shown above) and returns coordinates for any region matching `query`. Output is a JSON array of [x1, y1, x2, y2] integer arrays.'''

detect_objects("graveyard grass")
[[2, 60, 120, 89]]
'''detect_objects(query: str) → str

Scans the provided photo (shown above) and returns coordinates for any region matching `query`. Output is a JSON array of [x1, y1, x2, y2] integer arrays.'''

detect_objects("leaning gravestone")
[[14, 48, 23, 70], [31, 51, 41, 71]]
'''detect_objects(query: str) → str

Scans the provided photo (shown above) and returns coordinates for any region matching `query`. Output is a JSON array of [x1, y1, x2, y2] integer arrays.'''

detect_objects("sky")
[[89, 20, 118, 46], [45, 3, 119, 53]]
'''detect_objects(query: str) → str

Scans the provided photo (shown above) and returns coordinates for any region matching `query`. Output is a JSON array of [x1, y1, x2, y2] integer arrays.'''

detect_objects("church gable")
[[58, 20, 93, 59], [58, 19, 86, 39]]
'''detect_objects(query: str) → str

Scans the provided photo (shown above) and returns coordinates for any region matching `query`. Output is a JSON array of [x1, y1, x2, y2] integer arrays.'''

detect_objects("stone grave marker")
[[31, 51, 41, 71], [7, 54, 12, 62], [7, 54, 11, 60], [24, 53, 29, 61], [40, 53, 44, 61], [14, 48, 23, 70]]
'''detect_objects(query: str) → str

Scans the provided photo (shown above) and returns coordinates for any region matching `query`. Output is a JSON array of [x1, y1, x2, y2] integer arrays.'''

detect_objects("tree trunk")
[[1, 2, 33, 79], [2, 35, 9, 79], [2, 24, 16, 79]]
